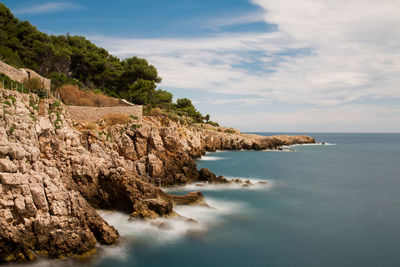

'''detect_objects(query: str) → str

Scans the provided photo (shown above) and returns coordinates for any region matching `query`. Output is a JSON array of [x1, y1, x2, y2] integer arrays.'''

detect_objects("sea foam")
[[197, 155, 226, 161], [164, 178, 272, 192], [98, 197, 246, 245], [284, 142, 336, 148]]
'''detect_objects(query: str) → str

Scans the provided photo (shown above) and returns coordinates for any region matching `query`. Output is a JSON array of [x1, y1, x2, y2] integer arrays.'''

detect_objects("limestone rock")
[[0, 158, 18, 173], [0, 88, 315, 263]]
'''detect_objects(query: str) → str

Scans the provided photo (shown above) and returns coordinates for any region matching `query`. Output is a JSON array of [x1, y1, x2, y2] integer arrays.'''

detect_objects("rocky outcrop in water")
[[96, 116, 315, 187], [0, 88, 315, 262]]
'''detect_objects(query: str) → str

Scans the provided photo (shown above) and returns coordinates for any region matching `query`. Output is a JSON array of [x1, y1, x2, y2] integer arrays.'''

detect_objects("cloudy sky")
[[4, 0, 400, 132]]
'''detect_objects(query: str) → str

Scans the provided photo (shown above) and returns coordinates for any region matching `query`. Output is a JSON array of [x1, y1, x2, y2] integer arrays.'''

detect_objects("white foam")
[[206, 150, 225, 153], [262, 148, 295, 152], [197, 155, 226, 161], [164, 178, 272, 192], [283, 142, 336, 148], [96, 243, 129, 261], [97, 198, 246, 245]]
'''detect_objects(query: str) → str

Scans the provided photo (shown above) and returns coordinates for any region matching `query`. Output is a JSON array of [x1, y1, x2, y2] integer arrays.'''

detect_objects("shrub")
[[57, 85, 120, 107], [131, 124, 142, 130], [51, 100, 61, 108], [208, 121, 219, 127], [8, 96, 16, 106], [22, 77, 43, 92], [130, 115, 139, 120], [103, 113, 130, 126], [147, 107, 164, 116], [224, 128, 237, 134], [145, 107, 180, 122]]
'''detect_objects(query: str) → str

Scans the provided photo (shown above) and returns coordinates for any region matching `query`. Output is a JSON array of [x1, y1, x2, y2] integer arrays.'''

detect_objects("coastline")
[[0, 88, 315, 263]]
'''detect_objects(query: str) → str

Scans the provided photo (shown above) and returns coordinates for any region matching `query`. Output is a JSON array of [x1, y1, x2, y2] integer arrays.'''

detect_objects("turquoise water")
[[93, 133, 400, 267]]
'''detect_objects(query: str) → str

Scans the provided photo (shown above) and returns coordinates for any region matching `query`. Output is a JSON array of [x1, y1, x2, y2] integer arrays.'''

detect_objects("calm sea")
[[37, 133, 400, 267]]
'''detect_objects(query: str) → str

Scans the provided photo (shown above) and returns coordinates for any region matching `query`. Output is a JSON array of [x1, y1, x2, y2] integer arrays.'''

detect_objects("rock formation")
[[0, 88, 315, 262]]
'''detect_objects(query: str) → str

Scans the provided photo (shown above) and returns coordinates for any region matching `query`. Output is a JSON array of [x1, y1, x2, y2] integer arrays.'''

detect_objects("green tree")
[[175, 98, 204, 122], [0, 3, 209, 123]]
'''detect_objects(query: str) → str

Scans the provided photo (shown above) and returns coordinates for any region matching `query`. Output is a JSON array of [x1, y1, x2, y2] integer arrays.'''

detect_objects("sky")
[[3, 0, 400, 132]]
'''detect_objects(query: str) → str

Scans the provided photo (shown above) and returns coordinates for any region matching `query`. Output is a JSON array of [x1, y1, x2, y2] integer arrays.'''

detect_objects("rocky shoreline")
[[0, 89, 315, 263]]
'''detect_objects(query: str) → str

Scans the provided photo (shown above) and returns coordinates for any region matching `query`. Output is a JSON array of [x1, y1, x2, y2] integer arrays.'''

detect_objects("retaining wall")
[[0, 60, 51, 91], [67, 105, 143, 122]]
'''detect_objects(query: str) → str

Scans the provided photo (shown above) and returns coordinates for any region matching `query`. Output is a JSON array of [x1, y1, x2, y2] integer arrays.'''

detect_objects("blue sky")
[[3, 0, 400, 132]]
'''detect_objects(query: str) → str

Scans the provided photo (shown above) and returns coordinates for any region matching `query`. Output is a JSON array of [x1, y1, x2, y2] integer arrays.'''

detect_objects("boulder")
[[170, 191, 206, 205]]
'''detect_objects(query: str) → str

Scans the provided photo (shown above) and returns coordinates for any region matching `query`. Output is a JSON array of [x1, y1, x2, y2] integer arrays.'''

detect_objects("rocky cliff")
[[0, 89, 315, 262]]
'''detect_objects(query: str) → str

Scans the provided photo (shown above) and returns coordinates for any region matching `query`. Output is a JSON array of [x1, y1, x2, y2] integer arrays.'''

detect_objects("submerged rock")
[[170, 191, 206, 206]]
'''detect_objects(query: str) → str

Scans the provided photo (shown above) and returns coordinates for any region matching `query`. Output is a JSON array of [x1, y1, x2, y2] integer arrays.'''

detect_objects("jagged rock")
[[0, 88, 315, 263], [198, 168, 229, 183], [147, 153, 164, 177], [29, 184, 49, 211], [0, 158, 18, 173]]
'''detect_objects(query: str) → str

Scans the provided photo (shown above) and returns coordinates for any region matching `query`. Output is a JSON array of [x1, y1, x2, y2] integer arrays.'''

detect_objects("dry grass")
[[194, 123, 240, 134], [22, 77, 44, 92], [146, 107, 164, 116], [103, 113, 130, 126], [57, 85, 120, 107], [224, 128, 238, 134], [145, 107, 181, 122], [84, 122, 97, 131]]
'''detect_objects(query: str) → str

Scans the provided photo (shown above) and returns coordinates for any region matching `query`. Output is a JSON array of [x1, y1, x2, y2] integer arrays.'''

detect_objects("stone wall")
[[66, 105, 143, 122], [0, 60, 51, 91]]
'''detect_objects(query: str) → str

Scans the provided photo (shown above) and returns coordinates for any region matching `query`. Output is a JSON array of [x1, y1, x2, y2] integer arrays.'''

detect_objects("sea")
[[30, 133, 400, 267]]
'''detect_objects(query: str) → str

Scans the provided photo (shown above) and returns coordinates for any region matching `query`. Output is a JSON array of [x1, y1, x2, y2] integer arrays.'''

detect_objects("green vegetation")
[[29, 96, 39, 112], [29, 113, 37, 122], [22, 77, 47, 98], [9, 96, 16, 106], [0, 3, 217, 124], [54, 112, 63, 130], [51, 100, 61, 108], [129, 115, 139, 120], [3, 110, 12, 116], [8, 126, 14, 135], [4, 100, 11, 107], [0, 73, 25, 92], [131, 124, 142, 130], [174, 98, 203, 122]]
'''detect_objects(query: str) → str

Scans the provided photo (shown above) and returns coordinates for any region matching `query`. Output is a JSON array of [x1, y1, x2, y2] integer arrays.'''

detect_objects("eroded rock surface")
[[0, 89, 315, 262]]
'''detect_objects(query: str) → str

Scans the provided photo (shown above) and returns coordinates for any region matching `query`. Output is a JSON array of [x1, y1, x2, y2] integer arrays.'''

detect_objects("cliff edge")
[[0, 89, 315, 262]]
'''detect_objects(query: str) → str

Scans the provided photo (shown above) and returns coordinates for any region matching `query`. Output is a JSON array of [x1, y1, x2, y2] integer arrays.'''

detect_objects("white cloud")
[[207, 97, 271, 107], [15, 2, 82, 14], [90, 0, 400, 131]]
